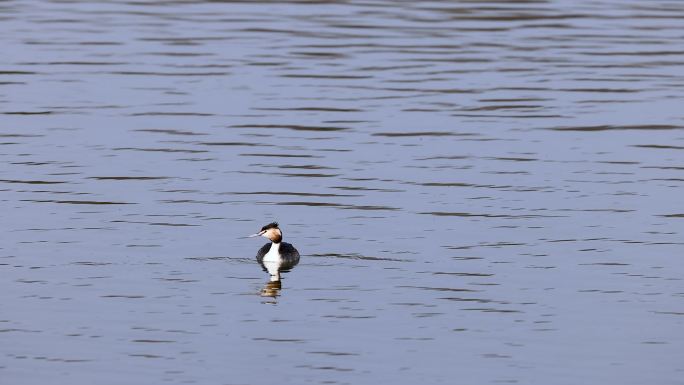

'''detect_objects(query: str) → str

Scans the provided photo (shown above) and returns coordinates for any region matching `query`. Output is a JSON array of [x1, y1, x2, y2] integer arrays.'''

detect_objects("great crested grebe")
[[249, 222, 300, 281]]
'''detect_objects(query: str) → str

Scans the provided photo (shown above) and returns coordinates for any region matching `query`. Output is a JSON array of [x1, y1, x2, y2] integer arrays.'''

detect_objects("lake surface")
[[2, 1, 683, 384]]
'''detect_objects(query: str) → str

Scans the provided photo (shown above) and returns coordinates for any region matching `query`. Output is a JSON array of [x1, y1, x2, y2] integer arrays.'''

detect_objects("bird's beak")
[[248, 230, 266, 238]]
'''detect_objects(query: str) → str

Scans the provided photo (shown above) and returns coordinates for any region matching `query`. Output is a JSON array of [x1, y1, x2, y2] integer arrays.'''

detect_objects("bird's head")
[[249, 222, 282, 243]]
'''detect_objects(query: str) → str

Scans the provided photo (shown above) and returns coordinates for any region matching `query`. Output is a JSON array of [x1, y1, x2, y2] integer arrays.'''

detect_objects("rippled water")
[[2, 1, 683, 384]]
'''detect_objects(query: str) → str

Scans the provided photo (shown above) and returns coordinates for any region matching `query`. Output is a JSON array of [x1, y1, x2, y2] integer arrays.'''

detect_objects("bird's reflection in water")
[[260, 280, 282, 299], [258, 257, 299, 301]]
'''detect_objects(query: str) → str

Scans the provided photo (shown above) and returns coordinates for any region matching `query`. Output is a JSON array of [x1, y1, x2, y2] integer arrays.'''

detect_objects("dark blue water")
[[2, 1, 683, 384]]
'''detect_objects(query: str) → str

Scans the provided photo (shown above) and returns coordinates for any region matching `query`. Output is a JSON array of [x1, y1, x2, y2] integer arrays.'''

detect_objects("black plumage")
[[256, 242, 300, 272], [260, 222, 279, 232]]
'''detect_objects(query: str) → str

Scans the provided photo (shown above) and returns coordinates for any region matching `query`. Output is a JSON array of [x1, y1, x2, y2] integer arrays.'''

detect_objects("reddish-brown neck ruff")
[[264, 227, 282, 243]]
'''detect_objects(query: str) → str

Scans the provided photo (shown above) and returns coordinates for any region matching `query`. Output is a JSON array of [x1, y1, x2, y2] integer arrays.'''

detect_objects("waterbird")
[[249, 222, 300, 281]]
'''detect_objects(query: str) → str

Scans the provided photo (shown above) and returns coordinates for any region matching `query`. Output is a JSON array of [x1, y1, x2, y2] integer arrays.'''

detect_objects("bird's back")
[[279, 242, 300, 265]]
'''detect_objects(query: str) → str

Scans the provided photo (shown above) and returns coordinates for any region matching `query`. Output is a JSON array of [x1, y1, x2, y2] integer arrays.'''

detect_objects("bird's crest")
[[261, 222, 279, 232]]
